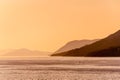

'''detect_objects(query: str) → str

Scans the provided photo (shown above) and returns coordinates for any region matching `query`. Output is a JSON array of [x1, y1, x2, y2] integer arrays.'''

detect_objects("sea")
[[0, 57, 120, 80]]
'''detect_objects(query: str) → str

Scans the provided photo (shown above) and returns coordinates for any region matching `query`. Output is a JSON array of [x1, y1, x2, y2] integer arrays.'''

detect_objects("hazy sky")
[[0, 0, 120, 52]]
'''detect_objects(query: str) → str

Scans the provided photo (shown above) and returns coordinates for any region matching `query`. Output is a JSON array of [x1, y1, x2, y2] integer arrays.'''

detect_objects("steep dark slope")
[[87, 46, 120, 57], [52, 30, 120, 56]]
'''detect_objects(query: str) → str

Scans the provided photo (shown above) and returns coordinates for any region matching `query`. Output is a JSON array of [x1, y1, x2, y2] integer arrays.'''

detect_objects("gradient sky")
[[0, 0, 120, 52]]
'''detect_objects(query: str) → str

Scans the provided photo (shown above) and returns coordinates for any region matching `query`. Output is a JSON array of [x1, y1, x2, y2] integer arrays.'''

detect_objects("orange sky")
[[0, 0, 120, 52]]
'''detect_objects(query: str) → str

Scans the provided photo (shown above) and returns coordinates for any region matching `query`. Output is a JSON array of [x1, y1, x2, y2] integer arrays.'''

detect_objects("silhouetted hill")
[[87, 46, 120, 57], [51, 30, 120, 56], [55, 39, 99, 53], [0, 48, 51, 56]]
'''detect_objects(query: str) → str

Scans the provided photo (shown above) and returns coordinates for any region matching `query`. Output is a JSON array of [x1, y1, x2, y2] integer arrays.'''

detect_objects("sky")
[[0, 0, 120, 52]]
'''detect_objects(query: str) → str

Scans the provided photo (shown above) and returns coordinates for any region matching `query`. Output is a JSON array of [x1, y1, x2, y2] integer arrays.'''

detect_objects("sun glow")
[[0, 0, 120, 52]]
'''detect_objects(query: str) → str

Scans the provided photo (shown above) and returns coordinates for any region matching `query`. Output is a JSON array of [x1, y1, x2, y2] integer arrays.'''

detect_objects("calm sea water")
[[0, 57, 120, 80]]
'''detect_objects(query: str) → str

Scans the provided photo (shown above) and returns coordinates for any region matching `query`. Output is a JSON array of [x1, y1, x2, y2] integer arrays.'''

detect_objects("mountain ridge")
[[51, 30, 120, 56], [0, 48, 51, 57], [54, 39, 100, 53]]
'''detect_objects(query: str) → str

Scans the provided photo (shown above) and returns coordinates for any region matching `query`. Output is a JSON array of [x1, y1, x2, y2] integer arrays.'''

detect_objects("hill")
[[0, 48, 51, 57], [87, 46, 120, 57], [55, 39, 99, 53], [51, 30, 120, 56]]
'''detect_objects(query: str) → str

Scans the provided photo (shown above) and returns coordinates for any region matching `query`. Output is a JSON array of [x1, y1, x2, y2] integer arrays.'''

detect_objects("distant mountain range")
[[51, 30, 120, 57], [55, 39, 100, 53], [0, 49, 51, 57]]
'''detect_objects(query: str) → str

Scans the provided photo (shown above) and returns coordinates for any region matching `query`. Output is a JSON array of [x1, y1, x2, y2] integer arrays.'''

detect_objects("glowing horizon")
[[0, 0, 120, 52]]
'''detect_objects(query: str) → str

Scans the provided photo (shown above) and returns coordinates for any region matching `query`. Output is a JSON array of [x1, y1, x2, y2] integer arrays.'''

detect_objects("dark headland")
[[51, 30, 120, 57]]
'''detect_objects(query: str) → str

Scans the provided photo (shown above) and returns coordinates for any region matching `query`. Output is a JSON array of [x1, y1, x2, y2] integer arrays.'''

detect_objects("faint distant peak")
[[66, 39, 99, 45], [54, 39, 100, 53], [0, 48, 52, 56], [18, 48, 30, 51]]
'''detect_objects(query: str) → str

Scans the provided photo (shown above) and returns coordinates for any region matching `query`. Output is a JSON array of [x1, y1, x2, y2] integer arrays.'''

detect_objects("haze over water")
[[0, 0, 120, 52]]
